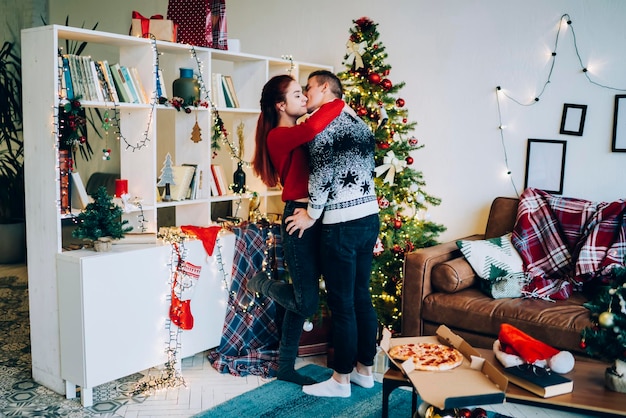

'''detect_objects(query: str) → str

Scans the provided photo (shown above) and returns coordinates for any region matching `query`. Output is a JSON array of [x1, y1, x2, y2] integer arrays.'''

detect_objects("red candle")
[[115, 179, 128, 197]]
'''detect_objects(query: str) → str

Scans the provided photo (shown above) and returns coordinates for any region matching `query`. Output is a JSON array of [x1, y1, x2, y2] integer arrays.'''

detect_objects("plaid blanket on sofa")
[[208, 222, 284, 377], [512, 188, 626, 300]]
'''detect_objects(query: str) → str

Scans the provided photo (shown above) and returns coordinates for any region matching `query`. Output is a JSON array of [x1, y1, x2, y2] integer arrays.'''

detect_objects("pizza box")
[[380, 325, 508, 410]]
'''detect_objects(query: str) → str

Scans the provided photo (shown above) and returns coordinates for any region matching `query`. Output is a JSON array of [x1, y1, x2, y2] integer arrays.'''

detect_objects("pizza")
[[388, 342, 464, 371]]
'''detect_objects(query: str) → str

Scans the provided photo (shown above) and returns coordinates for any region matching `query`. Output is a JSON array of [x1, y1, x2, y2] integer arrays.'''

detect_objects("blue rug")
[[194, 364, 510, 418]]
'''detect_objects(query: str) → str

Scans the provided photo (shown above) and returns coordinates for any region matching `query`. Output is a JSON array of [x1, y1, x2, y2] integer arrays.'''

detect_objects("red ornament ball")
[[393, 219, 402, 229], [408, 137, 419, 146], [406, 156, 414, 165], [381, 78, 393, 90], [368, 73, 381, 84], [396, 98, 405, 107], [377, 196, 390, 209], [471, 407, 488, 418], [579, 339, 587, 349], [379, 142, 390, 150], [383, 69, 390, 76], [357, 106, 368, 117], [403, 118, 408, 123], [458, 408, 472, 418], [373, 44, 378, 50]]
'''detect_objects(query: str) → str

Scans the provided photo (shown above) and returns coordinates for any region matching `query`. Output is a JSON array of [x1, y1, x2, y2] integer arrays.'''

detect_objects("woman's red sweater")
[[267, 99, 344, 201]]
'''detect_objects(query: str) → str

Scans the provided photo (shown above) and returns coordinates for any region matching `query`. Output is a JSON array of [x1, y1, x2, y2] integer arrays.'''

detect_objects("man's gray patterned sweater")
[[307, 112, 379, 224]]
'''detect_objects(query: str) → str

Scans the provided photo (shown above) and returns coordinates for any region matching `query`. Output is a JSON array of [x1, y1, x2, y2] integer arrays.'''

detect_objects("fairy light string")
[[496, 13, 626, 196]]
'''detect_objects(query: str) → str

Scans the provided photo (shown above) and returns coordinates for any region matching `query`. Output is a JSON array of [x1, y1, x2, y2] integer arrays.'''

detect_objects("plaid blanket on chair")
[[512, 188, 626, 300], [208, 222, 284, 377]]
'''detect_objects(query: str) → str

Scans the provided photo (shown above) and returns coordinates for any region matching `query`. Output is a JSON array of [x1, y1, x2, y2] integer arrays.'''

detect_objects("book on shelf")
[[211, 164, 229, 196], [182, 163, 199, 199], [222, 75, 240, 108], [168, 165, 196, 201], [70, 171, 91, 209], [156, 68, 167, 98], [221, 76, 234, 108], [87, 58, 105, 102], [110, 63, 132, 103], [208, 167, 221, 196], [60, 55, 74, 100], [130, 67, 149, 103], [120, 65, 140, 103], [211, 73, 227, 108], [97, 60, 120, 102], [59, 150, 71, 214], [503, 365, 573, 398]]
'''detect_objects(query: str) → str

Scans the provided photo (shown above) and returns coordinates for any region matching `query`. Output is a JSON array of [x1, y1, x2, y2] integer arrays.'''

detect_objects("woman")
[[250, 74, 346, 385]]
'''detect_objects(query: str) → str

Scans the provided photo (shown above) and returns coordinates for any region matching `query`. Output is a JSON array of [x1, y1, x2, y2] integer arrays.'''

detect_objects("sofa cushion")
[[457, 233, 528, 298], [421, 288, 591, 355], [430, 257, 476, 293], [431, 258, 476, 293]]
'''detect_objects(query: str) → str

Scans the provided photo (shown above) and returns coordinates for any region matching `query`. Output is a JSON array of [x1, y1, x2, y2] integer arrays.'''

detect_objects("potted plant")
[[71, 186, 133, 251], [0, 40, 26, 264]]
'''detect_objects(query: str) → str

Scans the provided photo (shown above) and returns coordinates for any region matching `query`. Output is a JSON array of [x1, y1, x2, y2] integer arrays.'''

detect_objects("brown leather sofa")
[[401, 197, 593, 355]]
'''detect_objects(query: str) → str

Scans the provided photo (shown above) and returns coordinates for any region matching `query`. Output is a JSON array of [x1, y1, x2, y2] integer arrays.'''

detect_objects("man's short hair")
[[308, 70, 343, 99]]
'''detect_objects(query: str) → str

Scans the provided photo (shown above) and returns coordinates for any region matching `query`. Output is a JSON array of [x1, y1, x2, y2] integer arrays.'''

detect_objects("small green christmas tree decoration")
[[157, 153, 176, 201], [72, 186, 133, 246], [581, 264, 626, 362], [338, 17, 446, 332]]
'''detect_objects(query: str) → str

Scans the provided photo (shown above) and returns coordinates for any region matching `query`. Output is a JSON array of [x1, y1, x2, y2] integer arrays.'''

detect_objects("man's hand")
[[285, 208, 316, 238]]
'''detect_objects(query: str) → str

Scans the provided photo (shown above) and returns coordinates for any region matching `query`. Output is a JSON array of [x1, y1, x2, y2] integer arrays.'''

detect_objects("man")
[[287, 70, 380, 398]]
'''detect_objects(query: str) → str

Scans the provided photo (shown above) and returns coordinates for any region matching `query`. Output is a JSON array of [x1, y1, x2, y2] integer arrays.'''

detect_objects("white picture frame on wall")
[[524, 138, 567, 195]]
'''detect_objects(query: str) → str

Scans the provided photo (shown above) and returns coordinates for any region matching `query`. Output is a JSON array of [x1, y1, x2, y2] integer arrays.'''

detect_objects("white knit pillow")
[[456, 233, 528, 298]]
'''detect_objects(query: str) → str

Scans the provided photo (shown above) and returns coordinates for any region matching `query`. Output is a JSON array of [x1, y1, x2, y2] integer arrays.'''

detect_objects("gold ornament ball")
[[599, 311, 615, 328]]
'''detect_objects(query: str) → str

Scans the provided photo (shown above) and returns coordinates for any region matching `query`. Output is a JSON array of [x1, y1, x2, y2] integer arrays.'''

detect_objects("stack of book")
[[166, 165, 201, 201], [209, 164, 229, 196], [211, 73, 240, 108], [59, 54, 149, 104]]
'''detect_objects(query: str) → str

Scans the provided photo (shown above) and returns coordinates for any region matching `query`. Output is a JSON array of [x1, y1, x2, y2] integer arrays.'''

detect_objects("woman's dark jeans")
[[277, 201, 322, 370], [320, 213, 380, 374]]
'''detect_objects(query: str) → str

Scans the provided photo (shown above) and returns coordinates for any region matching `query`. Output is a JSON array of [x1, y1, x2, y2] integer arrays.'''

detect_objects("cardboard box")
[[380, 325, 508, 409]]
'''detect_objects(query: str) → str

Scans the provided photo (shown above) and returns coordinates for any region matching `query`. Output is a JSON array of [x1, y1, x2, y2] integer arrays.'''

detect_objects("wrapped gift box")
[[130, 11, 177, 42]]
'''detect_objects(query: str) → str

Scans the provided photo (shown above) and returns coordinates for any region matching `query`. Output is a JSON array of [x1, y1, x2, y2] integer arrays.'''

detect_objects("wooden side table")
[[382, 368, 418, 418]]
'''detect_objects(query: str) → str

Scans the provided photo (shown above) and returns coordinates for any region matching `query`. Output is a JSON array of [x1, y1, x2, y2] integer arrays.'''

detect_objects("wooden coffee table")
[[477, 348, 626, 416]]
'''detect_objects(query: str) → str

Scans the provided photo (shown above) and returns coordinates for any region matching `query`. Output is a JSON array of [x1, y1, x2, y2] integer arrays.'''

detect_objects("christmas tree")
[[337, 17, 446, 332], [72, 186, 133, 241], [581, 265, 626, 362]]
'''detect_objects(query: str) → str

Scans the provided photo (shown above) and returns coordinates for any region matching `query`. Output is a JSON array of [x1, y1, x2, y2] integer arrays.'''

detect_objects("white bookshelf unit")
[[21, 24, 331, 405]]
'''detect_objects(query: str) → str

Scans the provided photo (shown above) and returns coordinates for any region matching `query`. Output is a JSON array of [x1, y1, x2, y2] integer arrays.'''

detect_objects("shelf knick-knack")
[[232, 121, 246, 193], [172, 68, 200, 106], [233, 161, 246, 193]]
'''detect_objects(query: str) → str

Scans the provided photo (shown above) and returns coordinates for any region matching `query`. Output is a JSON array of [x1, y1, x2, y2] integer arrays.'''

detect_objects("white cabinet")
[[56, 237, 234, 406], [21, 24, 331, 400]]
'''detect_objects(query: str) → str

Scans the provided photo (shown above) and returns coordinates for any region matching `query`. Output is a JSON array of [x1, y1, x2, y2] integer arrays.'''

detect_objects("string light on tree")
[[338, 17, 445, 332]]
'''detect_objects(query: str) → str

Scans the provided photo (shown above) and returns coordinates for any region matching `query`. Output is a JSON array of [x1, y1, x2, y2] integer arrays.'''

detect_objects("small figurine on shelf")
[[232, 121, 246, 193], [157, 153, 176, 201], [71, 186, 133, 251]]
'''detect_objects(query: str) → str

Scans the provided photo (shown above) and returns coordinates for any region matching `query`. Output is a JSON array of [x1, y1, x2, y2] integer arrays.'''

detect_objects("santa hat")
[[493, 323, 575, 374]]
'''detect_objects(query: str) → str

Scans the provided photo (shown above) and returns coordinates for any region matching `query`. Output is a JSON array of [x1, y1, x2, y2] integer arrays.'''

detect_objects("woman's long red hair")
[[252, 75, 294, 187]]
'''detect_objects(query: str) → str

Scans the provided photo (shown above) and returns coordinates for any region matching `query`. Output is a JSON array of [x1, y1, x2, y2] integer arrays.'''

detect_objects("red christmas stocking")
[[169, 261, 201, 330]]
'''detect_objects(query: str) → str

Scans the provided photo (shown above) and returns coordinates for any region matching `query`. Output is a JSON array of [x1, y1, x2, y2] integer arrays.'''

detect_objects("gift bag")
[[167, 0, 228, 49], [130, 11, 178, 42]]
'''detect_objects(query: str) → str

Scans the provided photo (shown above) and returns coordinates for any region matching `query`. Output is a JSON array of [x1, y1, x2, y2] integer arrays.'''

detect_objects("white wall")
[[47, 0, 626, 241]]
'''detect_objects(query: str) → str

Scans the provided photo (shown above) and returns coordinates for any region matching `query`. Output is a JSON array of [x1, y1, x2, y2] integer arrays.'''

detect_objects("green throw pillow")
[[456, 233, 529, 298]]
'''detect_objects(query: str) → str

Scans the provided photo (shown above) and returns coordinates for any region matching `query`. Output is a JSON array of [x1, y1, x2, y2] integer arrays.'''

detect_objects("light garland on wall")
[[496, 13, 626, 196]]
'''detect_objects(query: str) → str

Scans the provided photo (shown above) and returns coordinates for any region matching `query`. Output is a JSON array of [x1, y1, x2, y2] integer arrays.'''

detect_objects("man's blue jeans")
[[320, 213, 380, 374]]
